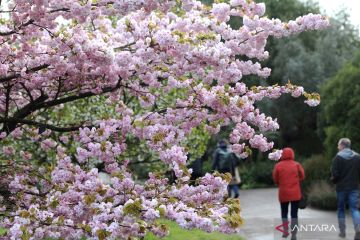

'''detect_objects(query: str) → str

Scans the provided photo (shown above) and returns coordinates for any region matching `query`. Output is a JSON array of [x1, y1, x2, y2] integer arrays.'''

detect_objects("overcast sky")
[[315, 0, 360, 29]]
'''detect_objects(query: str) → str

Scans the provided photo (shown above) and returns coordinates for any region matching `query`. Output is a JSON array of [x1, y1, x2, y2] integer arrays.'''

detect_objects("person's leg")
[[227, 185, 232, 198], [232, 184, 239, 198], [348, 190, 360, 239], [290, 201, 299, 240], [281, 202, 290, 238], [337, 191, 346, 237]]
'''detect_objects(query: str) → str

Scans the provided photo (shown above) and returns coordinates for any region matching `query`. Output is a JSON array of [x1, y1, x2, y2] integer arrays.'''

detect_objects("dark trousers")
[[227, 184, 239, 198], [281, 201, 299, 219], [281, 201, 300, 236]]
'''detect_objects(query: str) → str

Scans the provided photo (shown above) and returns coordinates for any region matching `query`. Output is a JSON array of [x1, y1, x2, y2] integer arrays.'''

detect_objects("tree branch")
[[19, 82, 34, 102], [48, 2, 114, 14], [38, 83, 121, 109], [0, 19, 35, 36], [128, 159, 162, 165], [0, 117, 92, 132], [48, 7, 71, 13], [4, 84, 11, 120], [0, 64, 50, 83], [0, 4, 16, 13], [31, 23, 55, 37], [1, 80, 122, 134]]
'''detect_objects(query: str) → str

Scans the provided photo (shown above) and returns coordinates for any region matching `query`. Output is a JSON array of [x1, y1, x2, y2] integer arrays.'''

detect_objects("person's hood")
[[281, 147, 295, 161], [338, 148, 355, 160], [218, 142, 227, 149]]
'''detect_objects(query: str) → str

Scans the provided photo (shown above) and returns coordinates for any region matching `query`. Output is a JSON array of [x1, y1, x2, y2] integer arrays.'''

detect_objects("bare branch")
[[0, 4, 16, 13], [0, 19, 35, 36], [4, 84, 11, 119], [48, 2, 114, 14], [1, 80, 122, 134], [128, 159, 161, 165], [2, 94, 48, 134], [48, 7, 71, 13], [31, 23, 55, 37], [39, 81, 122, 109], [19, 82, 34, 102], [0, 117, 93, 132]]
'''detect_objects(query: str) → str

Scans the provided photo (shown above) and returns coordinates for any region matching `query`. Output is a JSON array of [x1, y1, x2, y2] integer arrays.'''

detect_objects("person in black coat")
[[331, 138, 360, 239]]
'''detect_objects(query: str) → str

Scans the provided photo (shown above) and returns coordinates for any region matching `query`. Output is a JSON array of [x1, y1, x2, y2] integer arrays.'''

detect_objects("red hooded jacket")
[[272, 148, 305, 202]]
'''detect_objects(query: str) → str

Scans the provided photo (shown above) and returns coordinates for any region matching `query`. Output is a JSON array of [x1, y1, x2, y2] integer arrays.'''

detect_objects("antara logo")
[[275, 221, 337, 233], [275, 221, 289, 234]]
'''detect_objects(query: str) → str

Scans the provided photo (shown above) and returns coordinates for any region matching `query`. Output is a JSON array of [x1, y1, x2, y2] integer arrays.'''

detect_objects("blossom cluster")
[[2, 157, 239, 239]]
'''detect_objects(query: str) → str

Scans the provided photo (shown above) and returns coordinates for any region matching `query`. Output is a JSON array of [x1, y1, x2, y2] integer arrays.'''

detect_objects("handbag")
[[297, 164, 307, 209], [298, 190, 307, 209], [234, 167, 241, 184], [230, 167, 241, 185]]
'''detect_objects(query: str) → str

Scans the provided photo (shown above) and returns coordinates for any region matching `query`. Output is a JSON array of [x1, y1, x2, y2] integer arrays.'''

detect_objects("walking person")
[[212, 139, 241, 198], [331, 138, 360, 239], [273, 147, 305, 240]]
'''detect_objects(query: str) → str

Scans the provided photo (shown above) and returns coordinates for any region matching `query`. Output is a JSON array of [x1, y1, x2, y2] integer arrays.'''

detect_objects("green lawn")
[[0, 221, 244, 240], [145, 220, 243, 240]]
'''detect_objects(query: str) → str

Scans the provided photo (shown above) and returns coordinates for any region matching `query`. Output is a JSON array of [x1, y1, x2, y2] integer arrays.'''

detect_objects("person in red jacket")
[[273, 147, 305, 240]]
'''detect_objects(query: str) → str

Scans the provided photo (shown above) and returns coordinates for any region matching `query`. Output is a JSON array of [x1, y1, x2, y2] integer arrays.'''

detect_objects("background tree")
[[319, 50, 360, 158], [268, 9, 360, 155], [302, 47, 360, 212]]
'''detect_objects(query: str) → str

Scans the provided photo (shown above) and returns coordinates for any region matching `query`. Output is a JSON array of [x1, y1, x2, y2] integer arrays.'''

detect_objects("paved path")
[[238, 188, 355, 240]]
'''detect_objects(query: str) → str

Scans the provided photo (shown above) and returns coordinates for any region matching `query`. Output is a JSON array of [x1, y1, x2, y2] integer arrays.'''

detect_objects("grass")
[[0, 221, 244, 240], [0, 227, 6, 236], [145, 220, 243, 240]]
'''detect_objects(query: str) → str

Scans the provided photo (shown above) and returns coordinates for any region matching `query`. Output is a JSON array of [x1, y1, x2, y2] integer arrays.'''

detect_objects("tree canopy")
[[320, 51, 360, 157]]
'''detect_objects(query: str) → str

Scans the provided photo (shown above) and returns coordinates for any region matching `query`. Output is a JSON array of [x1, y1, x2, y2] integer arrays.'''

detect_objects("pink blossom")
[[254, 3, 266, 17], [0, 132, 7, 139], [76, 147, 90, 163], [305, 99, 320, 107], [268, 150, 283, 161], [10, 127, 23, 139], [20, 151, 32, 160], [59, 135, 69, 143], [143, 208, 160, 221], [159, 146, 187, 165], [40, 139, 57, 152], [212, 3, 231, 22], [291, 86, 304, 97], [2, 146, 15, 156], [249, 134, 274, 152]]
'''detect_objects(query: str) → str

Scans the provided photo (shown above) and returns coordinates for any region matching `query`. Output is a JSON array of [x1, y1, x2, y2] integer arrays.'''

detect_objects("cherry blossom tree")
[[0, 0, 328, 239]]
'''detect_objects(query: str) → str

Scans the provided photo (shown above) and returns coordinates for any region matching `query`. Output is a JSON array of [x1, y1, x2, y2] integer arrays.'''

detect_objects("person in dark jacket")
[[331, 138, 360, 240], [273, 147, 305, 240], [212, 139, 240, 198]]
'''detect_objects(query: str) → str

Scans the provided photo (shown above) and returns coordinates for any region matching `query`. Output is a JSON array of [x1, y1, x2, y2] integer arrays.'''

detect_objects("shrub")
[[302, 154, 331, 191], [307, 180, 337, 210], [239, 161, 275, 189]]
